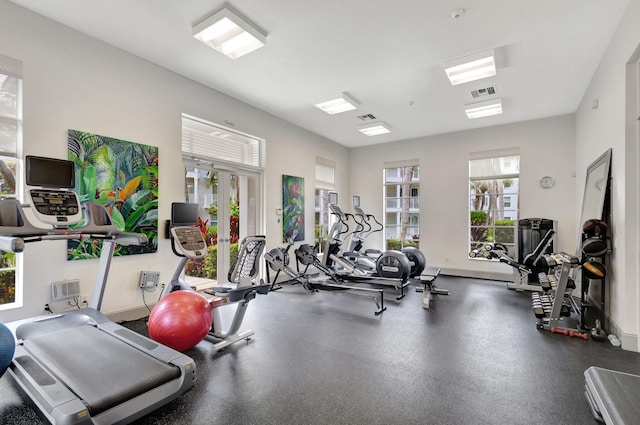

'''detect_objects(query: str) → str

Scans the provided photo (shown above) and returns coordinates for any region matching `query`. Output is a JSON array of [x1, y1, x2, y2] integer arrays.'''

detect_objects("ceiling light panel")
[[358, 122, 391, 136], [313, 93, 358, 114], [465, 99, 503, 119], [193, 7, 266, 59], [444, 49, 496, 86]]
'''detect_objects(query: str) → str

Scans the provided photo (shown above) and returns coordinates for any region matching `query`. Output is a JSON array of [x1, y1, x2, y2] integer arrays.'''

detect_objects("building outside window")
[[0, 54, 22, 310], [383, 163, 419, 250], [469, 151, 520, 258]]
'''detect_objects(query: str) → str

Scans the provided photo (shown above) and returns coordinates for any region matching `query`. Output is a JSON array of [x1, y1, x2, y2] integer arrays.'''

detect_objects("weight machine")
[[472, 229, 556, 292]]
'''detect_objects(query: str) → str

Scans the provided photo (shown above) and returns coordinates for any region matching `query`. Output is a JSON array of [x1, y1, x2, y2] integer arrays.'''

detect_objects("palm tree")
[[399, 166, 415, 243]]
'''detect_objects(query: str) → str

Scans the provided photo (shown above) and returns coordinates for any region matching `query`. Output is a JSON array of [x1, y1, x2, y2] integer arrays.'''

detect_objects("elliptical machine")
[[167, 202, 270, 351], [349, 195, 426, 278], [316, 192, 411, 299]]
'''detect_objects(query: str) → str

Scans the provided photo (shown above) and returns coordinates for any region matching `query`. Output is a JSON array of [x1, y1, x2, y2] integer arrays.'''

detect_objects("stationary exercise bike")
[[166, 202, 270, 352]]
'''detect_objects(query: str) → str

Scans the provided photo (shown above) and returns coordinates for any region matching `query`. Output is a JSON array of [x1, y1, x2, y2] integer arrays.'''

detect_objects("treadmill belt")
[[585, 366, 640, 425], [22, 324, 180, 415]]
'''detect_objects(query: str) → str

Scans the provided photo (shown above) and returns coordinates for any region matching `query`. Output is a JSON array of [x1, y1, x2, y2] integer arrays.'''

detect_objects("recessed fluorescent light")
[[358, 122, 391, 136], [465, 98, 503, 119], [313, 93, 358, 115], [444, 49, 496, 86], [193, 7, 266, 59]]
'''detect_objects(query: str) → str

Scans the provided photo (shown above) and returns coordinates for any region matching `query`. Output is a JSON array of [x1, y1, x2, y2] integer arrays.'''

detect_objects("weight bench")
[[585, 366, 640, 424], [416, 266, 447, 309]]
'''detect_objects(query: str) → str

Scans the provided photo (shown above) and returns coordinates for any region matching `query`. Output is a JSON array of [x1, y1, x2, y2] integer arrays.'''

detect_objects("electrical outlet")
[[59, 294, 89, 311], [139, 271, 160, 288]]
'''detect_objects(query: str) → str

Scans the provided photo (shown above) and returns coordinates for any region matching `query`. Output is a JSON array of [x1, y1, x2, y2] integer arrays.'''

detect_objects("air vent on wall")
[[470, 86, 497, 99], [357, 113, 377, 121]]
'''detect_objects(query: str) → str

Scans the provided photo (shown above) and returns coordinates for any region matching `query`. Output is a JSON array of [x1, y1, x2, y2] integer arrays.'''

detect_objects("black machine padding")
[[22, 325, 180, 416], [523, 229, 555, 268], [585, 366, 640, 424]]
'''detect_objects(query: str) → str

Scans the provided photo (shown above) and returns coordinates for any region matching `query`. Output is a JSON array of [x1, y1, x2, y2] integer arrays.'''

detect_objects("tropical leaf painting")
[[67, 129, 159, 260], [282, 175, 304, 242]]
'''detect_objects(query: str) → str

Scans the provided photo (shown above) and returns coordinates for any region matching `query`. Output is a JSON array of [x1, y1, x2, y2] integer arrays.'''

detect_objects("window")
[[315, 158, 335, 250], [181, 114, 264, 281], [469, 151, 519, 258], [383, 162, 419, 250], [181, 114, 263, 168], [0, 54, 22, 310]]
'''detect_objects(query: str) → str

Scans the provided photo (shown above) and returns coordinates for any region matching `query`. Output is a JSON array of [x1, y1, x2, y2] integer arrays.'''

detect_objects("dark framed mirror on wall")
[[577, 148, 612, 332]]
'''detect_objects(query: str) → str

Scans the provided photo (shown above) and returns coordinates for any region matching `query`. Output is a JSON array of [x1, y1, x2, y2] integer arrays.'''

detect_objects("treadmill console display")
[[171, 226, 207, 259], [25, 155, 75, 189], [28, 189, 82, 226]]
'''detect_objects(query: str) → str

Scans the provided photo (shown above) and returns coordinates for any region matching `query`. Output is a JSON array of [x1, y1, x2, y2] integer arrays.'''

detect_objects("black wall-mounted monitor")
[[171, 202, 199, 227], [25, 156, 75, 188]]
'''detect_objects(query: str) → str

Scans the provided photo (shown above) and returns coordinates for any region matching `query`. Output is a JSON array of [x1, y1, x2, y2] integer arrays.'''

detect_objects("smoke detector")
[[450, 8, 465, 19]]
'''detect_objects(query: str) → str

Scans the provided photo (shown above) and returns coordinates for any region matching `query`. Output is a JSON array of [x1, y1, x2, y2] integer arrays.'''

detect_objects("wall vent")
[[357, 113, 376, 121], [470, 86, 497, 99], [51, 279, 80, 301]]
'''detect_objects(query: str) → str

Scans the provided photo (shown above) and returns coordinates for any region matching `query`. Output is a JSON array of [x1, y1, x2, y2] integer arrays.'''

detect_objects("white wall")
[[575, 0, 640, 350], [350, 115, 576, 279], [0, 0, 349, 321]]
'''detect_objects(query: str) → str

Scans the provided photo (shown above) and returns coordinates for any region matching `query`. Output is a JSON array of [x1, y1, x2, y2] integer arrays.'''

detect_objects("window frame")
[[468, 152, 520, 260], [314, 158, 336, 251], [0, 54, 23, 311]]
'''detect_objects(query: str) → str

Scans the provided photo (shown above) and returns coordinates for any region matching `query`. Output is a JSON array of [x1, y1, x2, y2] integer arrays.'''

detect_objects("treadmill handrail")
[[0, 198, 148, 250]]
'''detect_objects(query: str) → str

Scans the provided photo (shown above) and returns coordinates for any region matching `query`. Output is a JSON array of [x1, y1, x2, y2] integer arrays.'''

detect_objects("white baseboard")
[[608, 317, 639, 352]]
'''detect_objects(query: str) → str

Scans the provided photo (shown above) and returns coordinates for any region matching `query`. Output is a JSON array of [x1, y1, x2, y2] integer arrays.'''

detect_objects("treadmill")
[[2, 156, 195, 425]]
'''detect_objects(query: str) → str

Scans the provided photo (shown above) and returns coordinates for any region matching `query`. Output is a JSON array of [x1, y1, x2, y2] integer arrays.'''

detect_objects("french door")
[[185, 162, 261, 283]]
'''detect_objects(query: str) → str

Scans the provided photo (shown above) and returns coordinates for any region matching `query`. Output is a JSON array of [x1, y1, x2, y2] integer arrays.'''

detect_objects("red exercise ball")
[[148, 290, 213, 352]]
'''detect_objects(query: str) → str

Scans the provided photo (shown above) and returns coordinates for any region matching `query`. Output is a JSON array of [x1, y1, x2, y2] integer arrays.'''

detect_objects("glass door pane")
[[184, 165, 259, 284]]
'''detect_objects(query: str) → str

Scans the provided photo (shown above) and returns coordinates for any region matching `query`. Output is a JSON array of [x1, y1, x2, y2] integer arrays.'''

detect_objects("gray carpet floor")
[[1, 275, 640, 424]]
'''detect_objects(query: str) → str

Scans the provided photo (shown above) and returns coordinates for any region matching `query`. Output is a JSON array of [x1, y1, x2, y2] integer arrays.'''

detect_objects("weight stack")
[[517, 218, 557, 283]]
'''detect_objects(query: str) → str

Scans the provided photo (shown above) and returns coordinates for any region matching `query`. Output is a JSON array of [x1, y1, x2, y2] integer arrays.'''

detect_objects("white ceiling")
[[10, 0, 629, 148]]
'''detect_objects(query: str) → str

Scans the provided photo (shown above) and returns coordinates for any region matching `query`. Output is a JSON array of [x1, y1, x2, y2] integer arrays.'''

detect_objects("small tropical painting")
[[282, 174, 304, 242], [67, 129, 159, 260]]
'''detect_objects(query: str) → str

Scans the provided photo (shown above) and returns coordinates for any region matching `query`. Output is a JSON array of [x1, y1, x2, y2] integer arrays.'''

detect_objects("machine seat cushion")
[[585, 366, 640, 425]]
